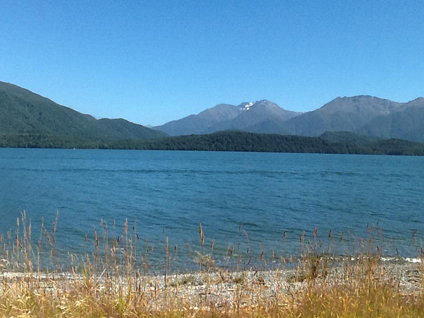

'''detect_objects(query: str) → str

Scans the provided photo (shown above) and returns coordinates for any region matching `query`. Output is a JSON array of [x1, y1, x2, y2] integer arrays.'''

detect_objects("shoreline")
[[0, 255, 422, 316], [1, 257, 422, 303]]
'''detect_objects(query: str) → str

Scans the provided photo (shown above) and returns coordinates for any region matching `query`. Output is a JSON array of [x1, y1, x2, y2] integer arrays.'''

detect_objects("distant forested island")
[[2, 131, 424, 156]]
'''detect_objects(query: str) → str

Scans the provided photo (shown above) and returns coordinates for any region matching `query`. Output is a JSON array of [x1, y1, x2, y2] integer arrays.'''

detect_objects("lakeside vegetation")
[[0, 214, 423, 317], [2, 130, 424, 156]]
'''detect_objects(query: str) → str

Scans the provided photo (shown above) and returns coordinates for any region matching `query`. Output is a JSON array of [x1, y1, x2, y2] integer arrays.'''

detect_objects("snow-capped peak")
[[240, 102, 254, 111]]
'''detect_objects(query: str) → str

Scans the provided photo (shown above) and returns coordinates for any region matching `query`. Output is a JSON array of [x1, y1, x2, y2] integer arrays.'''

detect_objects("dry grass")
[[0, 213, 423, 317]]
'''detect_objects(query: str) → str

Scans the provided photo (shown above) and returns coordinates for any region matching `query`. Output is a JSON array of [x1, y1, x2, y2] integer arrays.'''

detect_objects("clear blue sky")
[[1, 1, 423, 126]]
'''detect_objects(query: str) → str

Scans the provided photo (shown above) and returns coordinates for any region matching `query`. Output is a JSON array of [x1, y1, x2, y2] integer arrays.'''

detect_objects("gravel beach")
[[1, 257, 421, 311]]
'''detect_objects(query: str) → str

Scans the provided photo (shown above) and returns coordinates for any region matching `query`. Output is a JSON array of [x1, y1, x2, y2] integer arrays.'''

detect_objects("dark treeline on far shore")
[[2, 130, 424, 156]]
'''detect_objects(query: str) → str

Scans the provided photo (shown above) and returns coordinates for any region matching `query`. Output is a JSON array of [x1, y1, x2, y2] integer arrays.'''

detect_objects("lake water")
[[0, 149, 423, 270]]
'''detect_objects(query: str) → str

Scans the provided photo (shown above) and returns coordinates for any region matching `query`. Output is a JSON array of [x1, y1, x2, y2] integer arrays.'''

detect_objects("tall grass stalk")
[[0, 214, 422, 317]]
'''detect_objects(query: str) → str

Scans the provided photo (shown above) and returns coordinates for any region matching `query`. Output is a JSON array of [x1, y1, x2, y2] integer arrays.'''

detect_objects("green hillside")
[[0, 81, 166, 141]]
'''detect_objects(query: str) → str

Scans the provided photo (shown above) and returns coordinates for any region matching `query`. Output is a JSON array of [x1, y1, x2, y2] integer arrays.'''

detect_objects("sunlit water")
[[0, 149, 423, 270]]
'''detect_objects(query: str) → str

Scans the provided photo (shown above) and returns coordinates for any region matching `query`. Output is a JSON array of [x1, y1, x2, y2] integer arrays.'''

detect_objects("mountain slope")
[[358, 98, 424, 142], [155, 100, 301, 136], [284, 96, 404, 136], [154, 103, 239, 136], [206, 100, 301, 133], [0, 81, 166, 140]]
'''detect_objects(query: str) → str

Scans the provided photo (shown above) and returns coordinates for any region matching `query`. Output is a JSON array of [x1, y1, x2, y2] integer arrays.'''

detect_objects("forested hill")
[[0, 81, 166, 141]]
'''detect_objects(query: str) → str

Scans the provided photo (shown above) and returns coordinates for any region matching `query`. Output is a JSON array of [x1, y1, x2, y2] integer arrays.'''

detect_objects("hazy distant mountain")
[[357, 97, 424, 142], [0, 81, 166, 141], [284, 96, 402, 136], [156, 95, 424, 142], [155, 100, 301, 136], [285, 96, 424, 142], [154, 103, 240, 136]]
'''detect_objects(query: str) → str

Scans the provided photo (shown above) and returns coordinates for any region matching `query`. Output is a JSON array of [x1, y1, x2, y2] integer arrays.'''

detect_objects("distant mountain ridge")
[[285, 95, 403, 136], [0, 81, 166, 141], [155, 95, 424, 142], [155, 100, 302, 136]]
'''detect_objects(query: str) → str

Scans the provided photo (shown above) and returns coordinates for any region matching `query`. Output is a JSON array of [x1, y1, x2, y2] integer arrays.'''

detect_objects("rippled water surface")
[[0, 149, 423, 268]]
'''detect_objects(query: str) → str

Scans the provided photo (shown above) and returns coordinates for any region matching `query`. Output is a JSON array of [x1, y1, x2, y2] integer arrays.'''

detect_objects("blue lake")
[[0, 149, 423, 270]]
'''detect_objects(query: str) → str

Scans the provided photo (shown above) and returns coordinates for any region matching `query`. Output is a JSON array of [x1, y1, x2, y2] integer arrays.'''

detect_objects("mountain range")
[[2, 80, 424, 145], [155, 96, 424, 143], [0, 81, 166, 141]]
